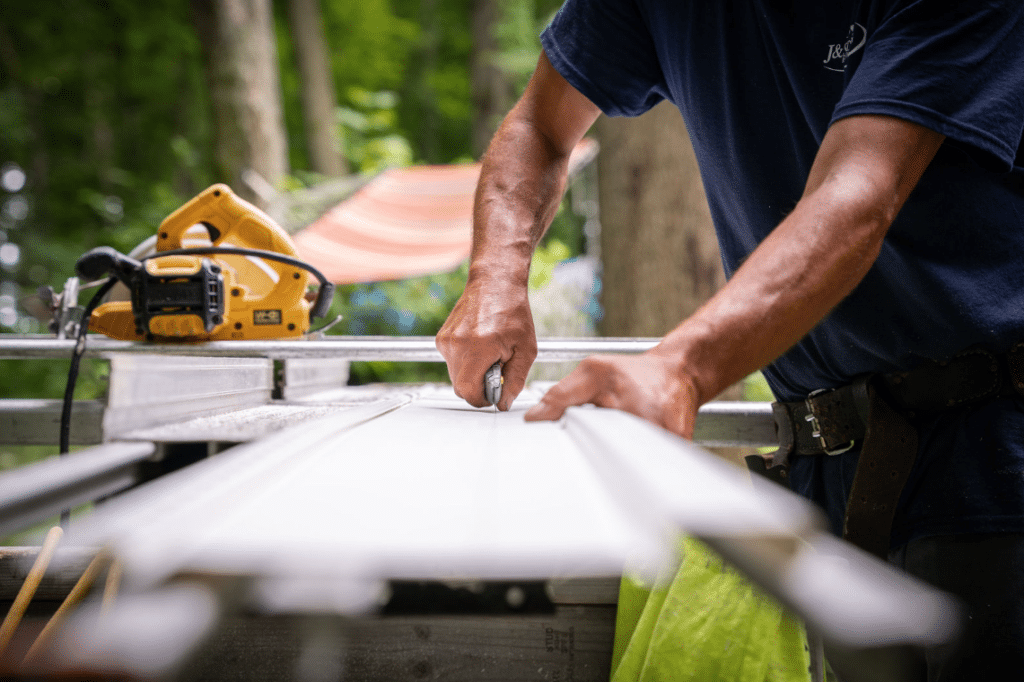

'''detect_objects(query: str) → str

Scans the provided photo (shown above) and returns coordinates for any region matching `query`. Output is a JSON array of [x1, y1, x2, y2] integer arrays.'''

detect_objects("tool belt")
[[754, 342, 1024, 558]]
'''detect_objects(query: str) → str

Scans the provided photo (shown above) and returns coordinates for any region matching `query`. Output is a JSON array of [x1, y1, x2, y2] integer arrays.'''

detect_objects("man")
[[436, 1, 1024, 678]]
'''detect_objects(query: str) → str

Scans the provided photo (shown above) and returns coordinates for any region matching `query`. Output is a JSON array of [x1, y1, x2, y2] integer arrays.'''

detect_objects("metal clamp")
[[804, 388, 855, 455]]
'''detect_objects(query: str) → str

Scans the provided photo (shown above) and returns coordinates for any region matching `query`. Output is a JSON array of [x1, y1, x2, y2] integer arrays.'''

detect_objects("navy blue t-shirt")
[[542, 0, 1024, 546]]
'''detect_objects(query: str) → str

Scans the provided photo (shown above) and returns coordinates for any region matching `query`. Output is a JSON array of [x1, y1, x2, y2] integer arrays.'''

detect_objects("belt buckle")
[[804, 388, 855, 455]]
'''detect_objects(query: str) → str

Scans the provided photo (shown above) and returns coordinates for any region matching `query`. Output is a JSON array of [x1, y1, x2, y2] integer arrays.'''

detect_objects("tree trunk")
[[190, 0, 289, 208], [596, 103, 751, 467], [596, 101, 724, 338], [286, 0, 346, 177], [469, 0, 514, 158]]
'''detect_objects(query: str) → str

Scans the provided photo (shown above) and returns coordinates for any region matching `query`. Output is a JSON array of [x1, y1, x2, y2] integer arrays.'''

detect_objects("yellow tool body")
[[85, 184, 321, 341]]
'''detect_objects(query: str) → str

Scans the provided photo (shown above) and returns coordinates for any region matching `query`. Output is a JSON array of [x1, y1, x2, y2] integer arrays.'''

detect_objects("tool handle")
[[158, 184, 298, 257], [484, 361, 503, 406]]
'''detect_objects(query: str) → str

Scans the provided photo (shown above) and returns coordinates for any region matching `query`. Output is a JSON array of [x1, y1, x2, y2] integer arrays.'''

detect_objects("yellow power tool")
[[75, 184, 334, 341]]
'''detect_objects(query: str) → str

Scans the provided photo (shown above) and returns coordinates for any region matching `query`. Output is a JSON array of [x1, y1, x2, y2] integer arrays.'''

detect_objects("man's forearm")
[[656, 115, 944, 403], [469, 116, 571, 284], [469, 52, 601, 285], [435, 52, 599, 409], [522, 115, 944, 434], [656, 170, 891, 402]]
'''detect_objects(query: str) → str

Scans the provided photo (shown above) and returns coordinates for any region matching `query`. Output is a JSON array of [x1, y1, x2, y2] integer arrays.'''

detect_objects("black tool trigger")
[[200, 221, 221, 243]]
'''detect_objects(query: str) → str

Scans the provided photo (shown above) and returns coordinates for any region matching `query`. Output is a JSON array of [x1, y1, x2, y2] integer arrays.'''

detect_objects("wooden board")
[[183, 608, 616, 682]]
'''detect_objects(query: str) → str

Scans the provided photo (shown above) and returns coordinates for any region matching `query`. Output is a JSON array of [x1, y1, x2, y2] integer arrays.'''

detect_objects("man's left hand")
[[523, 352, 700, 439]]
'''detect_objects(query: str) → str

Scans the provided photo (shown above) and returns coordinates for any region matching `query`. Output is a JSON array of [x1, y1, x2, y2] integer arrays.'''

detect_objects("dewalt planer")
[[75, 183, 334, 341]]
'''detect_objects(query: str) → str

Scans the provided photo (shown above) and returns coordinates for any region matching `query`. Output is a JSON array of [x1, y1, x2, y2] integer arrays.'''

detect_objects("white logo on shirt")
[[823, 23, 867, 72]]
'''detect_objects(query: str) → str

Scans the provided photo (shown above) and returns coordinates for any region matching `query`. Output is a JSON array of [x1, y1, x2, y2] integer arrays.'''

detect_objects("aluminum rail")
[[0, 441, 157, 537], [0, 335, 660, 361]]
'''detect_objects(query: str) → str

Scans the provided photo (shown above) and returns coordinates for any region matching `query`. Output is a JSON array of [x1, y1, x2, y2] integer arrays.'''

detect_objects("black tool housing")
[[133, 258, 225, 336]]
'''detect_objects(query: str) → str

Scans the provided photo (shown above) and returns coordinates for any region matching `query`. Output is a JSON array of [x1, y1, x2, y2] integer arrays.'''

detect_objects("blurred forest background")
[[0, 0, 735, 408]]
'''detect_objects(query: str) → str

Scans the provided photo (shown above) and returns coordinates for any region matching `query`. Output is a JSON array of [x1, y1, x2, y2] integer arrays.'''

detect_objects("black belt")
[[754, 342, 1024, 558]]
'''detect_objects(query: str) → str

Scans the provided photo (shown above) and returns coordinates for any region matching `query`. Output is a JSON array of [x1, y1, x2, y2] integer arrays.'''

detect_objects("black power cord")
[[58, 277, 117, 525]]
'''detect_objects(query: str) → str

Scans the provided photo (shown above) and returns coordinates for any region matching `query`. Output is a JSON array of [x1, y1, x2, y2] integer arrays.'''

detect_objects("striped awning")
[[293, 138, 599, 284]]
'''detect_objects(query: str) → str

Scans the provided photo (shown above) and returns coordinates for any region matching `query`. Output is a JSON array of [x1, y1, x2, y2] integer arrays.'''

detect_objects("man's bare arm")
[[526, 114, 946, 437], [436, 52, 600, 408]]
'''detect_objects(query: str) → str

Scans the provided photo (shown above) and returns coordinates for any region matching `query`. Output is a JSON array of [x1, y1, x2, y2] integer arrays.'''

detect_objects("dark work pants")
[[888, 533, 1024, 682]]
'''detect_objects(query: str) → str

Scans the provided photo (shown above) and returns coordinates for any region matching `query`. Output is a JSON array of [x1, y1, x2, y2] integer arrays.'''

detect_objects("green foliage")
[[492, 0, 565, 88], [0, 357, 107, 476], [529, 239, 571, 290], [278, 0, 475, 166], [0, 0, 210, 402], [0, 446, 61, 475], [0, 358, 107, 401], [337, 87, 415, 173], [1, 0, 210, 240], [391, 0, 474, 163], [276, 0, 420, 172], [544, 194, 588, 258], [324, 0, 420, 94], [331, 264, 469, 338], [0, 0, 211, 278], [743, 371, 775, 402], [493, 0, 545, 91], [742, 372, 778, 455], [318, 0, 474, 166], [323, 263, 469, 384]]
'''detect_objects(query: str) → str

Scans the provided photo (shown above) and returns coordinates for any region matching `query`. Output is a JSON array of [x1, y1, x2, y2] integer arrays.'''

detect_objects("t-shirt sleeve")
[[833, 0, 1024, 171], [540, 0, 667, 117]]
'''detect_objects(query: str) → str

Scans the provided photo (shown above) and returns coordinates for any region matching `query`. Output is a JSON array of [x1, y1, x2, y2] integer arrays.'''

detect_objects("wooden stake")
[[0, 526, 64, 661], [22, 549, 109, 667]]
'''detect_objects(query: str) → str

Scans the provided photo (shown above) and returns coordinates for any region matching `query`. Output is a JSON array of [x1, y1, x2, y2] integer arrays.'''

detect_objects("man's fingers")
[[435, 336, 460, 395], [497, 345, 536, 411], [454, 358, 493, 407], [433, 278, 539, 410], [522, 397, 567, 422], [522, 355, 702, 441], [524, 359, 605, 421], [497, 359, 524, 411]]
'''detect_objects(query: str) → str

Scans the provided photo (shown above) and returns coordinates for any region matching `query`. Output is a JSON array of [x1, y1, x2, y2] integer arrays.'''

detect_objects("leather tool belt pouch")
[[753, 342, 1024, 558]]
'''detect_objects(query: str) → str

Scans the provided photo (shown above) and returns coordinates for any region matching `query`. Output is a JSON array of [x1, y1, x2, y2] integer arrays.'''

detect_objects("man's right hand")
[[437, 50, 599, 411], [435, 273, 537, 410]]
